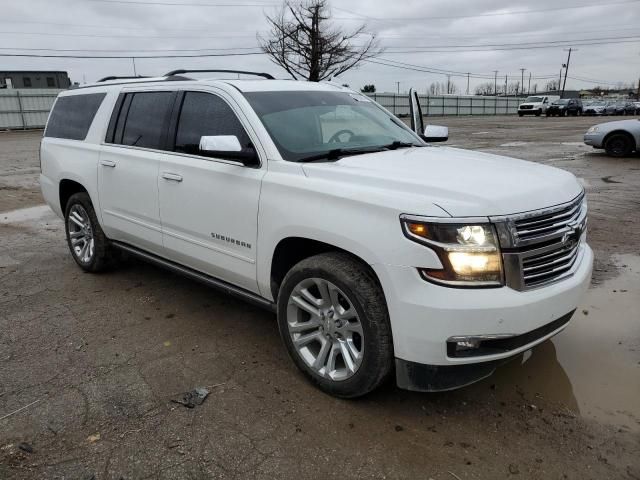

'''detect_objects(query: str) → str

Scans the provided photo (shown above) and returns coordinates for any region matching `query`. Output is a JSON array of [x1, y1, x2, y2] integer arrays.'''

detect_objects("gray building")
[[0, 71, 71, 89]]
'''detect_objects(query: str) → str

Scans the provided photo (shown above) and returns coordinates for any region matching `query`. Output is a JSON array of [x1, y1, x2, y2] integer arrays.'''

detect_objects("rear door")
[[99, 90, 175, 254], [157, 89, 266, 293]]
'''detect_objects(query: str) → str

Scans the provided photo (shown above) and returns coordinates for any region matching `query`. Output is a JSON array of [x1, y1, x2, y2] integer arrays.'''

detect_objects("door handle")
[[100, 159, 116, 168], [161, 172, 183, 182]]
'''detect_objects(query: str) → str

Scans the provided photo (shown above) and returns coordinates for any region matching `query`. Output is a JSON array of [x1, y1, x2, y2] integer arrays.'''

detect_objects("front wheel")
[[604, 133, 633, 157], [535, 109, 542, 117], [64, 192, 115, 272], [277, 252, 393, 398]]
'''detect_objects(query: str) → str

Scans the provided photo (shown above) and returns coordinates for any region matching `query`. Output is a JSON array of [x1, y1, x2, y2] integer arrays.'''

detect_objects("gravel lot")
[[1, 116, 639, 479]]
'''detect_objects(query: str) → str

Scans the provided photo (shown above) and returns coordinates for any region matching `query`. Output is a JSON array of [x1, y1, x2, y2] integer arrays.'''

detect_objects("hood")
[[520, 102, 543, 106], [301, 147, 583, 217]]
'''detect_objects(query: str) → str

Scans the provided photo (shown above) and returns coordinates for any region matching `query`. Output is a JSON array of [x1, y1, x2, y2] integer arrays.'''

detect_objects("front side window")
[[174, 91, 252, 155], [244, 91, 422, 162], [119, 91, 174, 149], [23, 77, 32, 87], [47, 77, 55, 87], [45, 93, 106, 140]]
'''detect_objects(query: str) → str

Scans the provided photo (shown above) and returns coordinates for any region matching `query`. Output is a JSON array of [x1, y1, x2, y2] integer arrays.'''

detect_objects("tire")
[[604, 133, 634, 157], [277, 252, 393, 398], [518, 113, 523, 117], [535, 109, 541, 117], [64, 192, 115, 272]]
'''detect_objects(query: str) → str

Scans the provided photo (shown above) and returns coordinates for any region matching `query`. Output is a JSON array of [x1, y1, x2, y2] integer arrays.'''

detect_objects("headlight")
[[402, 220, 503, 287], [586, 126, 599, 133]]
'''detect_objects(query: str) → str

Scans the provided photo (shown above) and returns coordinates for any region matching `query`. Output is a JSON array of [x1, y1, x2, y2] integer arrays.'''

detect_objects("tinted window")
[[23, 77, 32, 87], [47, 77, 55, 87], [45, 93, 106, 141], [120, 92, 174, 149], [174, 92, 251, 155]]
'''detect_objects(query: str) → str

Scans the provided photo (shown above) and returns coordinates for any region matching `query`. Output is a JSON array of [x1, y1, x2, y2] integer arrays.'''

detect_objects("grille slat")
[[497, 193, 587, 290]]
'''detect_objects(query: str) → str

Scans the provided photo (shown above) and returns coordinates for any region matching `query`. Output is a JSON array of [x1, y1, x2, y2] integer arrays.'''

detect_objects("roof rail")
[[164, 69, 274, 80], [97, 75, 150, 82]]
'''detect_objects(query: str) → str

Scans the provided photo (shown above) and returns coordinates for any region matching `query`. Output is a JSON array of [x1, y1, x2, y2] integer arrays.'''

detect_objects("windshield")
[[591, 101, 606, 106], [243, 91, 423, 162], [552, 99, 569, 105], [525, 96, 544, 102]]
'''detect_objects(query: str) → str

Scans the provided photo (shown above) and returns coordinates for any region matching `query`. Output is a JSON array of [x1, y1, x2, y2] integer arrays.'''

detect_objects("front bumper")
[[372, 244, 593, 389], [583, 133, 604, 147], [518, 108, 541, 115]]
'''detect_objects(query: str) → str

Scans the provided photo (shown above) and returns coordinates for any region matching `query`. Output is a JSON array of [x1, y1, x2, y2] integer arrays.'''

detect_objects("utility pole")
[[504, 75, 508, 96], [493, 70, 498, 96], [446, 75, 451, 94], [396, 81, 400, 95], [528, 72, 532, 95], [466, 73, 470, 95], [520, 68, 525, 97], [132, 57, 137, 76], [561, 48, 574, 98], [558, 67, 563, 95]]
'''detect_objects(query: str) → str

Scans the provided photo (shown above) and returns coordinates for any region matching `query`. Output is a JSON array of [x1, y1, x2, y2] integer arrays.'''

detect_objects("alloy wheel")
[[286, 278, 364, 381], [67, 204, 95, 264]]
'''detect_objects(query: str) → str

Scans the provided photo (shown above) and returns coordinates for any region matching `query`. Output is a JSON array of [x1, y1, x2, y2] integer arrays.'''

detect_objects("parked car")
[[40, 72, 593, 397], [634, 102, 640, 115], [583, 101, 608, 115], [622, 102, 637, 115], [546, 98, 583, 116], [584, 119, 640, 156], [518, 95, 559, 116]]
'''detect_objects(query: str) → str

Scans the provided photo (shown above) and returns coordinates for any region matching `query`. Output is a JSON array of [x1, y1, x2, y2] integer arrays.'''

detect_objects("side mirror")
[[199, 135, 259, 167], [409, 88, 425, 137], [422, 125, 448, 143]]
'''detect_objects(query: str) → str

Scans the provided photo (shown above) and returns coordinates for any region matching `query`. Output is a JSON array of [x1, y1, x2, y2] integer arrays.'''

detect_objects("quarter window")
[[119, 92, 174, 150], [44, 93, 106, 141], [174, 92, 251, 156]]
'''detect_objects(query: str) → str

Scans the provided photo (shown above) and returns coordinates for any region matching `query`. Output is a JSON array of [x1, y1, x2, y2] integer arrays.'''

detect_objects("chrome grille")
[[492, 192, 587, 291]]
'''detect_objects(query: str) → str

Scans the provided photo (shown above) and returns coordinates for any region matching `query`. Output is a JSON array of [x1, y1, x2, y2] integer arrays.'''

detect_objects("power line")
[[87, 0, 277, 5], [334, 0, 640, 22], [0, 51, 264, 59]]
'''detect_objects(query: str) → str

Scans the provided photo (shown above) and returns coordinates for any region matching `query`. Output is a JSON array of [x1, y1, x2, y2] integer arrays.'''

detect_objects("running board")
[[112, 241, 276, 312]]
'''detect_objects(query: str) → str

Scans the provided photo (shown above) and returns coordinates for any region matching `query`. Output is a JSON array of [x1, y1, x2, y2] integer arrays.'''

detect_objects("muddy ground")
[[0, 117, 639, 479]]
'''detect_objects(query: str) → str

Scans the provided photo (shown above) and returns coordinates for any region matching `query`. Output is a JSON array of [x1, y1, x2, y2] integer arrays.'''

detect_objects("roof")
[[75, 75, 348, 93], [0, 70, 69, 75]]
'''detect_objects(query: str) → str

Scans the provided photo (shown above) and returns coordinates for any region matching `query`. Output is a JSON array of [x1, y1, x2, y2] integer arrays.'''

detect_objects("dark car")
[[622, 102, 636, 115], [546, 98, 583, 116]]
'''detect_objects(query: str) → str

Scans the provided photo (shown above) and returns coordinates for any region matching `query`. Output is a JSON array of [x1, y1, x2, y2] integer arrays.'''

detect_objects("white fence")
[[0, 89, 61, 129], [0, 88, 528, 130], [366, 93, 524, 116]]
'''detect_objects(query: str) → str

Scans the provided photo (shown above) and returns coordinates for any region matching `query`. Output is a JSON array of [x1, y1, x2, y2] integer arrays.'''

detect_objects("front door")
[[157, 90, 265, 293], [98, 90, 175, 255]]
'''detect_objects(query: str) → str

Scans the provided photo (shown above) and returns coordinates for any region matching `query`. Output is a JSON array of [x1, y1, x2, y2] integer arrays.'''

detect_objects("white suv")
[[40, 70, 593, 397]]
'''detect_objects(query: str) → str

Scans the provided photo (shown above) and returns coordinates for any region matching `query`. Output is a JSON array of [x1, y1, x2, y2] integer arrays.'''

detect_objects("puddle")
[[470, 254, 640, 431]]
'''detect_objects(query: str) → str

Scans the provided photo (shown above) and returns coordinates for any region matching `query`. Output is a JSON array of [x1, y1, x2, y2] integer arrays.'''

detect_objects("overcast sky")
[[1, 0, 639, 93]]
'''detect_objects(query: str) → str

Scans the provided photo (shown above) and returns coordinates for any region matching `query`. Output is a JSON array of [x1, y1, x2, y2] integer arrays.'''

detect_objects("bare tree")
[[474, 82, 494, 95], [259, 1, 382, 81], [545, 80, 559, 92]]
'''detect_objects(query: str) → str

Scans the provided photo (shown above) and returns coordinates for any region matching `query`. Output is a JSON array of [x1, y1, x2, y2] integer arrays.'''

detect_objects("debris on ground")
[[87, 433, 101, 443], [17, 442, 33, 453], [171, 387, 210, 408]]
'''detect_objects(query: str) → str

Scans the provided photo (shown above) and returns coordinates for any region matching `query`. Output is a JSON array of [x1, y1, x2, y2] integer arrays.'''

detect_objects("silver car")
[[584, 119, 640, 157]]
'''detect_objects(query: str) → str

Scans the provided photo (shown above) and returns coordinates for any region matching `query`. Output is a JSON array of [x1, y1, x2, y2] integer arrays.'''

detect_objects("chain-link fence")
[[0, 89, 61, 129], [366, 93, 524, 116]]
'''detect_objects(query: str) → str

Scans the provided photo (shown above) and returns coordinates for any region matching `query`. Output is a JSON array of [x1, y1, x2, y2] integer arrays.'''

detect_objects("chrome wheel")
[[67, 204, 94, 264], [286, 278, 364, 381]]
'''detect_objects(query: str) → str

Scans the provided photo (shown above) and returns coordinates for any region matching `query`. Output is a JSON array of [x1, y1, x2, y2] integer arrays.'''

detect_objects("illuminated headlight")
[[402, 220, 503, 287], [586, 126, 599, 133]]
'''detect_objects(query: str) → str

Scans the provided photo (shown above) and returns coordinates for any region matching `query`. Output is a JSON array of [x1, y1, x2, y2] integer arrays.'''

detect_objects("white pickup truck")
[[518, 95, 560, 117], [40, 70, 592, 397]]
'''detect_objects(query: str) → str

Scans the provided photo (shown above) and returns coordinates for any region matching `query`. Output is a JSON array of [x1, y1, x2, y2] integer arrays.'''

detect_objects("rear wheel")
[[604, 133, 634, 157], [277, 252, 393, 398], [64, 192, 115, 272]]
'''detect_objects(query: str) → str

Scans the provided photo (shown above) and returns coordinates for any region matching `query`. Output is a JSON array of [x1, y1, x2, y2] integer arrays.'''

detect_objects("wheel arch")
[[269, 236, 384, 302], [59, 179, 90, 213]]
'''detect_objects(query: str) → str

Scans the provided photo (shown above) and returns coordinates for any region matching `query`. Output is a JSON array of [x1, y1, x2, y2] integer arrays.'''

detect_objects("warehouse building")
[[0, 71, 71, 89]]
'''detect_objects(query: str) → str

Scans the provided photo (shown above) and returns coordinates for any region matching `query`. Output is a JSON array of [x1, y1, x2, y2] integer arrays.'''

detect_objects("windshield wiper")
[[383, 141, 419, 150], [297, 147, 386, 163]]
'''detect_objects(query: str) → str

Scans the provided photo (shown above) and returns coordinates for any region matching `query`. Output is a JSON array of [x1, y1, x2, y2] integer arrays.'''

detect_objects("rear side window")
[[45, 93, 106, 141], [174, 92, 251, 155], [119, 92, 174, 149]]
